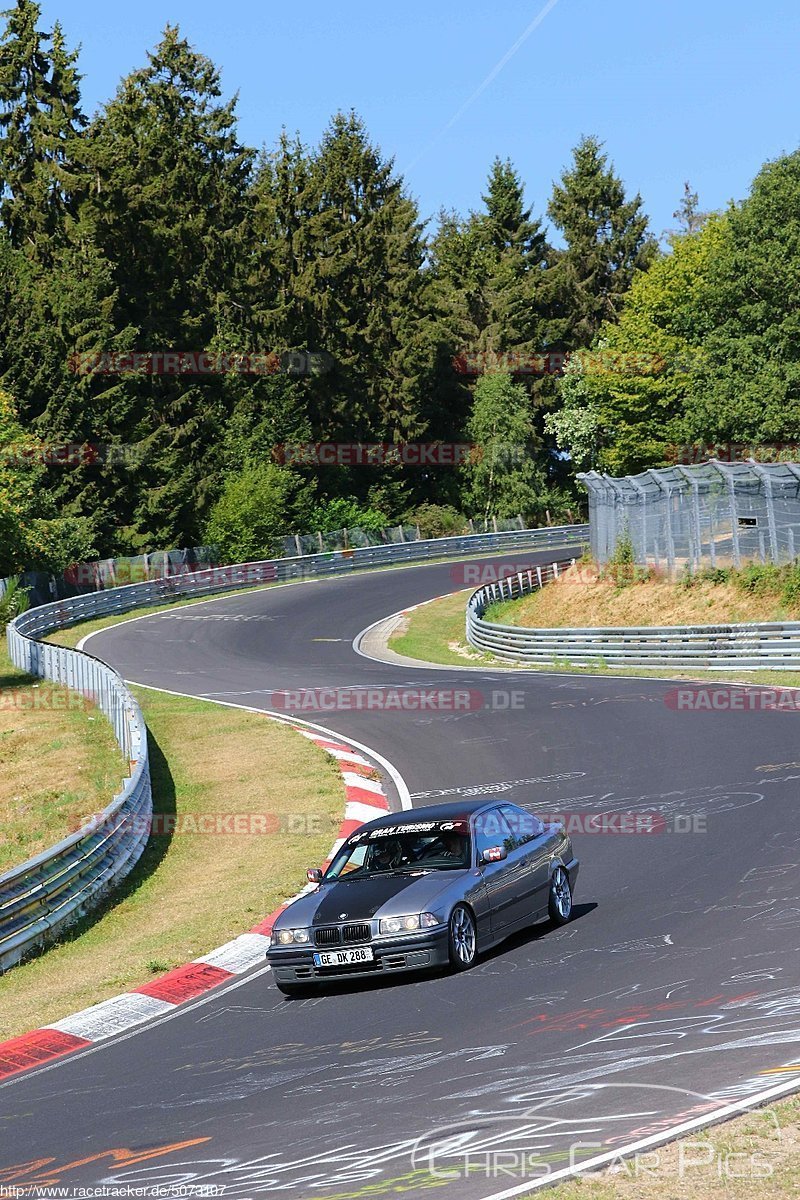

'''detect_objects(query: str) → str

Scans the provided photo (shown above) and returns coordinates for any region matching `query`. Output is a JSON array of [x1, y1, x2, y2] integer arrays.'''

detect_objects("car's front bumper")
[[267, 928, 451, 986]]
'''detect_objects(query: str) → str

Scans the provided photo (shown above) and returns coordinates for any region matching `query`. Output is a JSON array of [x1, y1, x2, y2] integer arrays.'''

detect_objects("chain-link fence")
[[2, 517, 532, 606], [282, 515, 526, 556], [579, 461, 800, 573]]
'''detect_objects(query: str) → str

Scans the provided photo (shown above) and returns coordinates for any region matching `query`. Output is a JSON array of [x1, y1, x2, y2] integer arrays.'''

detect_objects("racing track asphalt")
[[2, 548, 800, 1199]]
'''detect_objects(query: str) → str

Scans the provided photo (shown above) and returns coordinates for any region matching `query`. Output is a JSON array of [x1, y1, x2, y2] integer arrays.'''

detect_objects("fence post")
[[646, 471, 676, 575], [708, 461, 741, 568], [750, 462, 779, 564]]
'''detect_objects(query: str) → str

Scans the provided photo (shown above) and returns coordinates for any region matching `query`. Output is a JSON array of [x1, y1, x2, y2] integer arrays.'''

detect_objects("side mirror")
[[306, 867, 323, 884], [481, 845, 507, 864]]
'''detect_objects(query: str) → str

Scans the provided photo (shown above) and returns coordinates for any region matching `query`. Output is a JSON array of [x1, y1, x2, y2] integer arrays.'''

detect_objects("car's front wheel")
[[448, 904, 477, 971], [548, 866, 573, 925]]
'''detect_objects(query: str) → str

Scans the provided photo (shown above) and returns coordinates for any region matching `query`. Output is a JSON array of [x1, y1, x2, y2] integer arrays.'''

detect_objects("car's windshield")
[[326, 823, 471, 879]]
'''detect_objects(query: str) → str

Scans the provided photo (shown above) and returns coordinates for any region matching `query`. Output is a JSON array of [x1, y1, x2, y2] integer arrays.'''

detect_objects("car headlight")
[[379, 913, 438, 935], [272, 928, 310, 945]]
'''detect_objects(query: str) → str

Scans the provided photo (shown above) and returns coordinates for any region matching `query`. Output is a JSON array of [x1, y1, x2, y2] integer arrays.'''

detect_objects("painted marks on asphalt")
[[159, 613, 279, 622], [0, 1138, 213, 1187], [509, 990, 762, 1036], [411, 774, 800, 819], [411, 772, 586, 800]]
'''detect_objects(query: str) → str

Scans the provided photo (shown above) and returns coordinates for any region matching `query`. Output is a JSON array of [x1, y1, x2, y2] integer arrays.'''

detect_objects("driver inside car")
[[370, 838, 403, 871], [420, 833, 468, 865]]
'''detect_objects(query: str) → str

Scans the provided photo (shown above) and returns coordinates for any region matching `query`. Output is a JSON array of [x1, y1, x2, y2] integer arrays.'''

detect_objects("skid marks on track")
[[15, 985, 799, 1198]]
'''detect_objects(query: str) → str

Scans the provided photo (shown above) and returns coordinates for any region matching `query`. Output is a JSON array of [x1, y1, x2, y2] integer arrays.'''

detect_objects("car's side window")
[[500, 804, 544, 845], [474, 807, 516, 860]]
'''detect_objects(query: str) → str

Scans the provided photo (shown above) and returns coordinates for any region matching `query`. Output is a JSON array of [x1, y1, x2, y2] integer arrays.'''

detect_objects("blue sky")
[[36, 0, 800, 240]]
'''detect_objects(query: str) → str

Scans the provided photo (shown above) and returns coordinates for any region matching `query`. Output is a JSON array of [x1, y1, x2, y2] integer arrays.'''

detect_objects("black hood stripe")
[[314, 875, 421, 922]]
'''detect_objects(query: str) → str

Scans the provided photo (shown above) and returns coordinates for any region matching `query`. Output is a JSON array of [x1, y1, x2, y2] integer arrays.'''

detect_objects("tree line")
[[3, 1, 795, 575]]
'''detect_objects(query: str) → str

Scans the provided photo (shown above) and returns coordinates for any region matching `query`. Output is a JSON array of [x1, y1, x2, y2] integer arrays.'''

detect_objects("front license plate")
[[313, 947, 374, 967]]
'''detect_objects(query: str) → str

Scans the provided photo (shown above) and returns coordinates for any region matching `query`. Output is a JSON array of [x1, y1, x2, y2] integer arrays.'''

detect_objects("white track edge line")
[[0, 963, 274, 1092], [482, 1072, 800, 1199], [125, 680, 412, 810]]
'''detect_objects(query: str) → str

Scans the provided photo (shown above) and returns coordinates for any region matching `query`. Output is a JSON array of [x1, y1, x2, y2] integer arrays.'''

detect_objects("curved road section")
[[2, 551, 800, 1198]]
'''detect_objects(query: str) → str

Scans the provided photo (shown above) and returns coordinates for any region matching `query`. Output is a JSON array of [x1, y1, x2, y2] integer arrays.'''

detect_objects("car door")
[[473, 806, 528, 932], [499, 804, 552, 920]]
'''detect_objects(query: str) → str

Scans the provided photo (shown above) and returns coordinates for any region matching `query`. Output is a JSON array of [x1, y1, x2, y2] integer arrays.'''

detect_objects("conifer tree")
[[548, 135, 656, 346], [0, 1, 84, 258], [82, 25, 255, 545], [297, 111, 434, 448]]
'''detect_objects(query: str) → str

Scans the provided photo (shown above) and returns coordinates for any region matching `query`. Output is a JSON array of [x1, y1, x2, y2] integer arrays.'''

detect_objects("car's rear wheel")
[[448, 904, 477, 970], [548, 866, 573, 925], [275, 981, 313, 998]]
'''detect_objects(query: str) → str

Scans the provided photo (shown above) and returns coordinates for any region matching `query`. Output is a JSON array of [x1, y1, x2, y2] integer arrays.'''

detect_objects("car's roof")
[[359, 799, 495, 831]]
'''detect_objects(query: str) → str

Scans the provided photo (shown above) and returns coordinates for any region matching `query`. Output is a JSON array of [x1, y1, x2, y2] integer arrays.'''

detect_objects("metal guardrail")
[[466, 562, 800, 670], [2, 523, 589, 971], [1, 631, 150, 972]]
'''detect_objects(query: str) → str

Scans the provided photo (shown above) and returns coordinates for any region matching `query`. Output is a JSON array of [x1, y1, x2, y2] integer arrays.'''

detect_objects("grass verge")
[[0, 684, 344, 1039], [388, 591, 495, 667], [390, 574, 800, 688], [0, 644, 127, 870], [489, 561, 800, 629]]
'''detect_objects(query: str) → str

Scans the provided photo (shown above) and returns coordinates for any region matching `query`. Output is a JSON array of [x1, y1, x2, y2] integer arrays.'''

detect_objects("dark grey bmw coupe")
[[267, 798, 579, 995]]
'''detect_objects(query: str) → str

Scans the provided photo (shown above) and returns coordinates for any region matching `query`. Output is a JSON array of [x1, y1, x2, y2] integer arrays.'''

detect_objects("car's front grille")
[[342, 923, 372, 944], [314, 927, 341, 947], [314, 923, 372, 946]]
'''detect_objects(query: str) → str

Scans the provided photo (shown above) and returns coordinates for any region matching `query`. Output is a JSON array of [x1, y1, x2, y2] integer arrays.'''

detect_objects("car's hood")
[[274, 871, 468, 927]]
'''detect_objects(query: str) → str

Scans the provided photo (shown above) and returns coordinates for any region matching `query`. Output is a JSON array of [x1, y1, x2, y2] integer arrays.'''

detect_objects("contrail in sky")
[[403, 0, 564, 174]]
